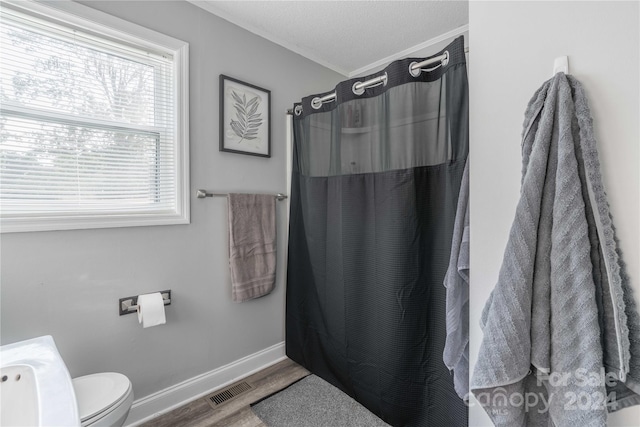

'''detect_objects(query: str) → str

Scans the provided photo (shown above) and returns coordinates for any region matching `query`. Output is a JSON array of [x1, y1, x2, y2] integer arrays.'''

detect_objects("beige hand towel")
[[228, 193, 276, 302]]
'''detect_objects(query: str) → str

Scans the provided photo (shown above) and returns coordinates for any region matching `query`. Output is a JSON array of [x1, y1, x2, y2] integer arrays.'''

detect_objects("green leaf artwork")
[[229, 90, 262, 143]]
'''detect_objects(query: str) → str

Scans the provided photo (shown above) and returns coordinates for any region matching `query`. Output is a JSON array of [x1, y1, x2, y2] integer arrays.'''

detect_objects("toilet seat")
[[73, 372, 132, 425]]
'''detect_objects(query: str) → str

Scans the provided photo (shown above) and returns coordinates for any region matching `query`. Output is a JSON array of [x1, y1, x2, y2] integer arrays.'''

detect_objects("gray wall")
[[0, 0, 344, 400], [468, 1, 639, 425]]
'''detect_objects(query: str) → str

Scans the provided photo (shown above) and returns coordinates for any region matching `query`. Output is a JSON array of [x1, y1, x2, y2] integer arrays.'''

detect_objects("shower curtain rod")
[[286, 46, 468, 115]]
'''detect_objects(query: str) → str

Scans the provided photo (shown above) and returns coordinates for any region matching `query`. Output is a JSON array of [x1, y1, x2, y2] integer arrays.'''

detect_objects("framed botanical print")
[[219, 75, 271, 157]]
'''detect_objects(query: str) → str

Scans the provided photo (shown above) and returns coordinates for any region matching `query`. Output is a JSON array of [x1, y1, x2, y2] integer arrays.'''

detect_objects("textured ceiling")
[[188, 1, 469, 76]]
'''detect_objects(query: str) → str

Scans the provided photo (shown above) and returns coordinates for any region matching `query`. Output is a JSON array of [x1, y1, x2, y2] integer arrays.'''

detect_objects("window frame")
[[0, 0, 190, 233]]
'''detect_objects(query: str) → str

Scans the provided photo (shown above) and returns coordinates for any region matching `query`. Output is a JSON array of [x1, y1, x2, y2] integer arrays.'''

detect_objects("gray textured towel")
[[444, 158, 469, 401], [471, 73, 640, 426], [228, 193, 276, 302]]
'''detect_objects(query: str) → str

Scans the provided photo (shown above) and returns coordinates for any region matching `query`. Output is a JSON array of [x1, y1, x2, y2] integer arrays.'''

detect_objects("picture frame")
[[219, 75, 271, 158]]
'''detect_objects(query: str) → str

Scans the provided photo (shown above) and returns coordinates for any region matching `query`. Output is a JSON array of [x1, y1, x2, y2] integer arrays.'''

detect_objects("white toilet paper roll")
[[137, 292, 166, 328]]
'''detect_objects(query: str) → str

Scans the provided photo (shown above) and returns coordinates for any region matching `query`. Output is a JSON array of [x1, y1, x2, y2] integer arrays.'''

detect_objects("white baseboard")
[[124, 341, 286, 426]]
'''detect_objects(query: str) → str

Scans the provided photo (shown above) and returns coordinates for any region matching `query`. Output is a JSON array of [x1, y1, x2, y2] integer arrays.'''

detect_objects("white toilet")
[[72, 372, 134, 427]]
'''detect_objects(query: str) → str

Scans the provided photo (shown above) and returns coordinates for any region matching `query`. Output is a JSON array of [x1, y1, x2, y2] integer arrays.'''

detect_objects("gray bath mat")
[[251, 374, 390, 427]]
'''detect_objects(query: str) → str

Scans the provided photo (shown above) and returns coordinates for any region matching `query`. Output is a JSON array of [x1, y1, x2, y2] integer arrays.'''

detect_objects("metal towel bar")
[[196, 190, 287, 201]]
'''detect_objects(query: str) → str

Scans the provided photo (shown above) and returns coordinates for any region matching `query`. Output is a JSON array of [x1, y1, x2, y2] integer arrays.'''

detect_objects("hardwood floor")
[[140, 358, 310, 427]]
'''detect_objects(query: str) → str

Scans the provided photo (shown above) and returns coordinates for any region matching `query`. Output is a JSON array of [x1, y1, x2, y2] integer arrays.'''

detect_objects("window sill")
[[1, 212, 190, 233]]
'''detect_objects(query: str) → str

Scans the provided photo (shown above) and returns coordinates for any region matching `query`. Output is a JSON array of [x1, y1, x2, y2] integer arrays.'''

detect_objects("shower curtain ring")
[[294, 105, 303, 116], [352, 72, 387, 96], [442, 50, 450, 66], [409, 51, 450, 78], [311, 97, 322, 110], [352, 81, 365, 96], [409, 61, 422, 78]]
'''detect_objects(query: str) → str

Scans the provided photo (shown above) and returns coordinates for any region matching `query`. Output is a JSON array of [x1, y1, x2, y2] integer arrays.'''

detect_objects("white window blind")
[[0, 2, 189, 232]]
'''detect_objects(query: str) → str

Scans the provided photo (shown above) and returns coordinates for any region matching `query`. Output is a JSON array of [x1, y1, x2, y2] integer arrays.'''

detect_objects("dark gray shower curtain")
[[286, 36, 468, 427]]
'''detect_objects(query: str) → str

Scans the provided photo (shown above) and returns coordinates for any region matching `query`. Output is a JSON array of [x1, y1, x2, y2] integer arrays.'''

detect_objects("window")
[[0, 1, 189, 232]]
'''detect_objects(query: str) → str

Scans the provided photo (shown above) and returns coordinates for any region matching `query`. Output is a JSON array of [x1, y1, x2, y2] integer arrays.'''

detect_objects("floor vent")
[[207, 381, 253, 407]]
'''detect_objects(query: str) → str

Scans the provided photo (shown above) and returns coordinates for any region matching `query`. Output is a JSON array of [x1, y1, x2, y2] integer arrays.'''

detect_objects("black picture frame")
[[219, 75, 271, 158]]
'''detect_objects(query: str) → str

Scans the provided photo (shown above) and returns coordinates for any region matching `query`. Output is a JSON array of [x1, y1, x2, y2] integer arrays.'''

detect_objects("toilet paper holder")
[[119, 290, 171, 316]]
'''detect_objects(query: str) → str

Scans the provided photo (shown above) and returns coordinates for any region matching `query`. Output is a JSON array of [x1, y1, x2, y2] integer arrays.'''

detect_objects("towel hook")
[[553, 56, 569, 75]]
